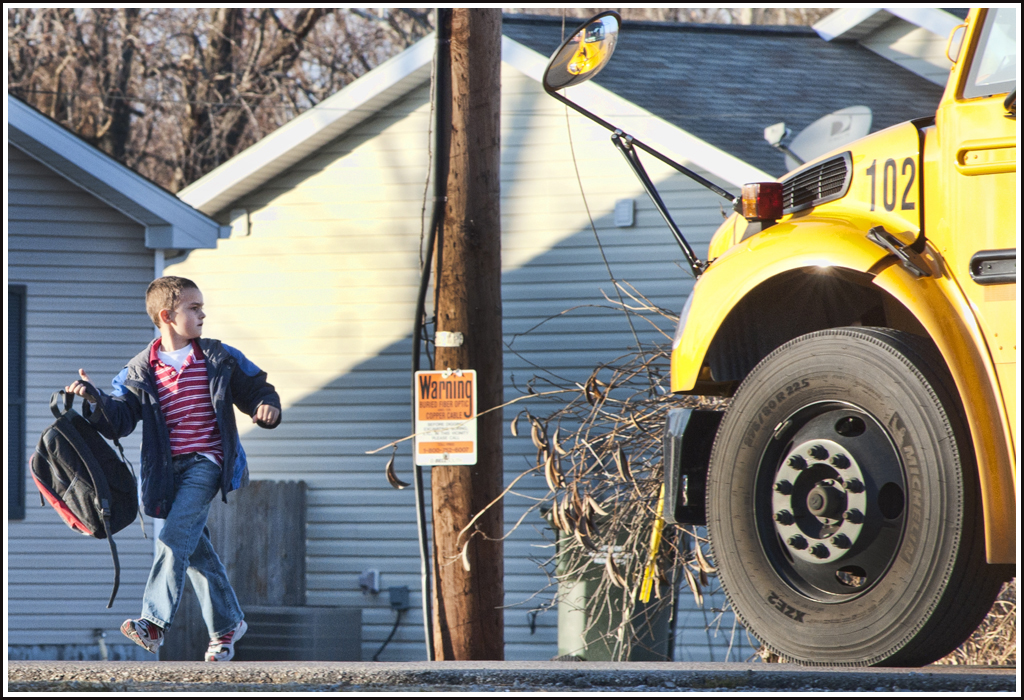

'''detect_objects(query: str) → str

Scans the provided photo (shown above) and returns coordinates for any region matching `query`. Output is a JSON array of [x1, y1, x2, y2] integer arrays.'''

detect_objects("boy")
[[66, 276, 281, 662]]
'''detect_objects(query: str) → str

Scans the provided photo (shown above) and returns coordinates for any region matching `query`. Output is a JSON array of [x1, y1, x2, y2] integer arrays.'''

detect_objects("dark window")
[[9, 285, 27, 520]]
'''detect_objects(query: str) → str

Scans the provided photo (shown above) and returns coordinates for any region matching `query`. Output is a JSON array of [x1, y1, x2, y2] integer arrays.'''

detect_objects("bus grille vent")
[[782, 152, 852, 214]]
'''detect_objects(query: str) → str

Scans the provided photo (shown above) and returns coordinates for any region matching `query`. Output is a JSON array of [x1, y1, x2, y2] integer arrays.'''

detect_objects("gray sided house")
[[7, 95, 224, 659], [167, 10, 952, 662]]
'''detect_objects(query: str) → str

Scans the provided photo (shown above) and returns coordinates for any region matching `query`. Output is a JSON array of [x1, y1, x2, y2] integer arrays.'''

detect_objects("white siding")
[[7, 146, 157, 657], [166, 62, 754, 661]]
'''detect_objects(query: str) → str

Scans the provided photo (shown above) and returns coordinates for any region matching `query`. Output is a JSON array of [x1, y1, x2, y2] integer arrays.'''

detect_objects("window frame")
[[962, 8, 1017, 100]]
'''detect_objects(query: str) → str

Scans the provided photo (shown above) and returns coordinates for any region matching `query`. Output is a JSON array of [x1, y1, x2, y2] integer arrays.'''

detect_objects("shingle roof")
[[503, 15, 946, 177]]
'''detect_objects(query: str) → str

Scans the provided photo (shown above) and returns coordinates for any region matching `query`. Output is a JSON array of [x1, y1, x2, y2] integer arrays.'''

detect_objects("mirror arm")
[[546, 86, 738, 279], [612, 133, 707, 279], [627, 135, 737, 204], [545, 86, 621, 135], [547, 89, 738, 204]]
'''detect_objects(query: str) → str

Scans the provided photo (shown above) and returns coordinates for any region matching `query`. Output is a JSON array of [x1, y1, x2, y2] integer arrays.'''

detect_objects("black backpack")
[[30, 390, 142, 608]]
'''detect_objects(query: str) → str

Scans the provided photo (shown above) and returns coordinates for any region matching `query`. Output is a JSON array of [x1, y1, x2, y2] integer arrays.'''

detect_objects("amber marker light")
[[740, 182, 783, 221]]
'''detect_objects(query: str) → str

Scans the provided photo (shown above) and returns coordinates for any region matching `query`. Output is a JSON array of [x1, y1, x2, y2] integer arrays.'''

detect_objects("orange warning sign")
[[416, 372, 475, 422], [414, 370, 477, 466]]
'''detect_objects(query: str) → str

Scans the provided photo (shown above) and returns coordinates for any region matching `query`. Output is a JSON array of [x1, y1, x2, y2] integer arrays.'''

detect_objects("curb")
[[7, 661, 1018, 693]]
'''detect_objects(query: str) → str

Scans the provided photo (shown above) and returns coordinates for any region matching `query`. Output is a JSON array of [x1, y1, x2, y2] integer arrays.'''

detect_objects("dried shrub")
[[935, 580, 1017, 666], [501, 285, 732, 660]]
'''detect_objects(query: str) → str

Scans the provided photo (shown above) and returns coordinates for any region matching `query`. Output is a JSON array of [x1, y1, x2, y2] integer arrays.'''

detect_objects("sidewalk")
[[7, 660, 1018, 693]]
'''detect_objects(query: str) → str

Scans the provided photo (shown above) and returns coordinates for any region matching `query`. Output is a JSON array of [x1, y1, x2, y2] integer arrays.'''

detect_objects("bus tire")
[[706, 327, 1007, 666]]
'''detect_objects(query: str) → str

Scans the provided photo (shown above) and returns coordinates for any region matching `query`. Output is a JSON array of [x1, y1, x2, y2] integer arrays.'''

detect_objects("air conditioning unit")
[[231, 606, 362, 661]]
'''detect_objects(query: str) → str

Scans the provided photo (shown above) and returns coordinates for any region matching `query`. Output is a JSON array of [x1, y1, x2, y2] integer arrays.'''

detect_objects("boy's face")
[[162, 288, 205, 341]]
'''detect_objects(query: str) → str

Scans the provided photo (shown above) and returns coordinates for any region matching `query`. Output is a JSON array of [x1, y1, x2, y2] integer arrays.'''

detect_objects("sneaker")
[[121, 618, 164, 653], [205, 619, 247, 662]]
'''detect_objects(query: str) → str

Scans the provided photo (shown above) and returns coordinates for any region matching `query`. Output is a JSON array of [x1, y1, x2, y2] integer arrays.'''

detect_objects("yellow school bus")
[[544, 8, 1016, 665]]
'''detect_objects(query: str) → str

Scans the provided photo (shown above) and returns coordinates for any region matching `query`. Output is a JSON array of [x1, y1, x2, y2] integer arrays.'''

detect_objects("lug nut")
[[787, 455, 808, 470], [844, 509, 864, 524], [809, 445, 829, 461], [831, 454, 851, 469], [811, 544, 830, 559], [845, 478, 864, 493], [774, 480, 793, 495], [774, 510, 795, 526], [788, 535, 808, 550], [831, 534, 852, 549]]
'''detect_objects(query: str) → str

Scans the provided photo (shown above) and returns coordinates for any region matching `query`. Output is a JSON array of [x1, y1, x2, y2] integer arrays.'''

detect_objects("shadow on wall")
[[235, 194, 758, 660]]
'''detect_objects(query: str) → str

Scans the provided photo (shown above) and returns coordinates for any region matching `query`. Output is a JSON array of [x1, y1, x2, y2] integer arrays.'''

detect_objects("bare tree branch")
[[7, 8, 435, 191]]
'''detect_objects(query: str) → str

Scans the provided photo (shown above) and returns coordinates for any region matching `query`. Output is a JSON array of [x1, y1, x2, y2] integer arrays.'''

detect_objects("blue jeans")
[[141, 453, 243, 638]]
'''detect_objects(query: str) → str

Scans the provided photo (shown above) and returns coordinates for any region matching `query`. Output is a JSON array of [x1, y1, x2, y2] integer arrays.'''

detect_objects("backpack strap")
[[50, 390, 73, 419], [99, 498, 121, 608], [74, 384, 128, 458]]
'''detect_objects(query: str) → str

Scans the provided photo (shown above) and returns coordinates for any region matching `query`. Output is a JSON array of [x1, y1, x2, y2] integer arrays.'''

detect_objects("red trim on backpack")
[[31, 473, 96, 536]]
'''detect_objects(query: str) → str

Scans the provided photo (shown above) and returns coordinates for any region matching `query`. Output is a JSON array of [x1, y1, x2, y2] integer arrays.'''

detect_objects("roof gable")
[[178, 28, 772, 217], [7, 95, 223, 249], [178, 34, 435, 216], [177, 12, 954, 211]]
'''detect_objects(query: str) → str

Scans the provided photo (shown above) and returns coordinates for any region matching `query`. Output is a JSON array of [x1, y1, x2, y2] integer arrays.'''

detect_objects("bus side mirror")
[[542, 12, 621, 92]]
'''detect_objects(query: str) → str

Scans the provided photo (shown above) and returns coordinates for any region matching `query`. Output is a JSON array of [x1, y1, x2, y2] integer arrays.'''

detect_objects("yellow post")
[[639, 484, 666, 603]]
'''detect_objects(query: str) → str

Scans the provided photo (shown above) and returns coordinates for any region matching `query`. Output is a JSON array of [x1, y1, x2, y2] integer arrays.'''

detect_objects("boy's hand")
[[65, 369, 98, 403], [254, 404, 280, 427]]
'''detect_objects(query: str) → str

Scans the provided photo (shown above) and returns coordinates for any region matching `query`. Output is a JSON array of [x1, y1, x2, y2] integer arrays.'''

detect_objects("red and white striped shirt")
[[150, 339, 223, 465]]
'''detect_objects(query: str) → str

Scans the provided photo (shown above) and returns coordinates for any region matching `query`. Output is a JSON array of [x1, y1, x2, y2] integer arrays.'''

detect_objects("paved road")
[[7, 660, 1017, 693]]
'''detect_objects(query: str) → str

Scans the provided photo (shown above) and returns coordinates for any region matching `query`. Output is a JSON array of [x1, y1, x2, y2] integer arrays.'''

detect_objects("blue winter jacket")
[[84, 338, 281, 518]]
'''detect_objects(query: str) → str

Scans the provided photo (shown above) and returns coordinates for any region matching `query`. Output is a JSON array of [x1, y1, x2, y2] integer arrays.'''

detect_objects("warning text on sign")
[[417, 373, 474, 421], [414, 370, 477, 466]]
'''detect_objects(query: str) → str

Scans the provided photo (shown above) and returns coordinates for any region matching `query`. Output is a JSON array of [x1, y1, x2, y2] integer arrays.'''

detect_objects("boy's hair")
[[146, 276, 199, 326]]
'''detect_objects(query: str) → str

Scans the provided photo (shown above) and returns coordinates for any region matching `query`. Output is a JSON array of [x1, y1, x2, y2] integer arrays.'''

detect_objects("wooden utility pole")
[[430, 7, 504, 660]]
